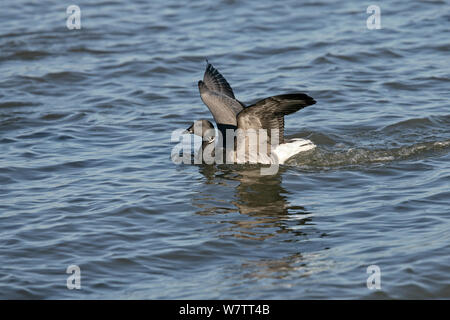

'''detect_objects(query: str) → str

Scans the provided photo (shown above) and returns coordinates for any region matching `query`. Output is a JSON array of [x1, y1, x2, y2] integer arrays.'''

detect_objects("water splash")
[[288, 139, 450, 169]]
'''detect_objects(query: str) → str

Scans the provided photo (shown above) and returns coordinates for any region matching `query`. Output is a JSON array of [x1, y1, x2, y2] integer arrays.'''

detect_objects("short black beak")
[[183, 125, 193, 134]]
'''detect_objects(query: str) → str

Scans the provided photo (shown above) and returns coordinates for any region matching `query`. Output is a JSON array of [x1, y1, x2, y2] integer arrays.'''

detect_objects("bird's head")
[[184, 120, 215, 143]]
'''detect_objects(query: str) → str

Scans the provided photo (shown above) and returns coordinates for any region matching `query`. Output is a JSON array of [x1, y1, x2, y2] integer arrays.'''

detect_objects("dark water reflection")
[[191, 165, 333, 284], [196, 166, 311, 237]]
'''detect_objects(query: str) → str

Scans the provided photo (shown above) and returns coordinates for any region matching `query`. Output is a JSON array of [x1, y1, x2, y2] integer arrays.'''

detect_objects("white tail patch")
[[272, 138, 316, 164]]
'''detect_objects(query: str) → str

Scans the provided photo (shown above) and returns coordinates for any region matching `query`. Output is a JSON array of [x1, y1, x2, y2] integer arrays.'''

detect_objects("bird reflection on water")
[[191, 165, 333, 280]]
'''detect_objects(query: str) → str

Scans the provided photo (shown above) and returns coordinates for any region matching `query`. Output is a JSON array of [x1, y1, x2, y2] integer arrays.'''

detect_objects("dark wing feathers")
[[198, 62, 244, 126], [198, 80, 244, 126], [237, 93, 316, 144], [199, 62, 315, 143], [202, 63, 236, 99]]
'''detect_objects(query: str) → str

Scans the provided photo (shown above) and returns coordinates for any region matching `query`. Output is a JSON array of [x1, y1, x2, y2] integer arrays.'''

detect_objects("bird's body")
[[185, 62, 316, 165]]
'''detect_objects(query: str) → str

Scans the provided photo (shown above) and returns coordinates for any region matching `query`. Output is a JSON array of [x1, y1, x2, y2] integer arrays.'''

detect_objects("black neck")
[[216, 123, 237, 149]]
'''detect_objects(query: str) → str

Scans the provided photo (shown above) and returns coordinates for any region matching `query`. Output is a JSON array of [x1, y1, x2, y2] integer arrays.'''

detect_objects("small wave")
[[16, 131, 52, 140], [40, 113, 70, 121], [381, 115, 450, 133], [43, 71, 91, 82], [412, 76, 450, 83], [432, 43, 450, 52], [382, 81, 418, 91], [0, 101, 41, 108], [18, 72, 91, 84], [311, 56, 332, 65], [1, 50, 50, 62], [382, 117, 435, 131], [68, 46, 117, 55]]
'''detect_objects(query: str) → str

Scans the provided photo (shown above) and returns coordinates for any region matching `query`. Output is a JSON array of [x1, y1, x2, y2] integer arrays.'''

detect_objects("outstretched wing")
[[202, 62, 236, 99], [198, 62, 244, 126], [236, 93, 315, 144]]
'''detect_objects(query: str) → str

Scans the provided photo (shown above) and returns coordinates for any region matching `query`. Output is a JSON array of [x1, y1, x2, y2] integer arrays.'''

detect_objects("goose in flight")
[[185, 62, 316, 164]]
